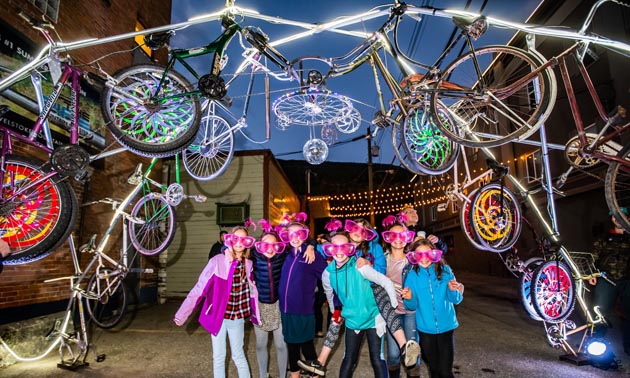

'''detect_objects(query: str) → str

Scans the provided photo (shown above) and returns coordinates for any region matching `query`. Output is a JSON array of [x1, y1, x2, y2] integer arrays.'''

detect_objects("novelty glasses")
[[321, 243, 357, 257], [224, 233, 256, 249], [279, 228, 310, 243], [254, 241, 287, 254], [406, 249, 443, 264], [382, 230, 416, 244], [344, 220, 377, 241]]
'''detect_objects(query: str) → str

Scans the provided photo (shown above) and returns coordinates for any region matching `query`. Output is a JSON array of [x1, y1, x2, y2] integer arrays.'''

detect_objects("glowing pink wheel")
[[531, 260, 576, 323]]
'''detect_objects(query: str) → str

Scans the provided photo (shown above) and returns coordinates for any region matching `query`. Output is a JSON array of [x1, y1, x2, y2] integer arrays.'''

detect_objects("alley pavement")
[[1, 271, 629, 377]]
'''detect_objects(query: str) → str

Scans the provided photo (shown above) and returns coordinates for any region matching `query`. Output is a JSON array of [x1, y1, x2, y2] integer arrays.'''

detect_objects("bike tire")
[[459, 188, 486, 250], [85, 268, 128, 329], [1, 155, 78, 265], [182, 104, 234, 181], [101, 64, 201, 157], [401, 104, 460, 175], [468, 183, 522, 252], [128, 193, 176, 256], [519, 257, 544, 321], [604, 143, 630, 233], [431, 45, 556, 148], [531, 260, 576, 323], [392, 120, 435, 176]]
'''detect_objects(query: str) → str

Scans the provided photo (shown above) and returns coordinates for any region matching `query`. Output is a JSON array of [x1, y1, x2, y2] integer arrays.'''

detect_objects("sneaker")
[[401, 340, 421, 368], [298, 359, 326, 376]]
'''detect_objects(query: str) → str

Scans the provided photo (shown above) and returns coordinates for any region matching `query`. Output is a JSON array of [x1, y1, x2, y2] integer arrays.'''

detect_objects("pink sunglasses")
[[322, 243, 357, 257], [224, 233, 256, 249], [344, 220, 377, 241], [406, 249, 443, 264], [382, 230, 416, 244], [254, 241, 287, 254], [279, 228, 310, 243]]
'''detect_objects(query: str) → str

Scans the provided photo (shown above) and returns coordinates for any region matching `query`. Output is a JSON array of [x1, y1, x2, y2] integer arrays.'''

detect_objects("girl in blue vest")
[[174, 225, 260, 378], [403, 238, 464, 378]]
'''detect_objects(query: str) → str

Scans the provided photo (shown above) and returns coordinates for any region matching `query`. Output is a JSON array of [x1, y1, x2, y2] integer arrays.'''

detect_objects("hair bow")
[[382, 215, 397, 228], [258, 218, 273, 233], [243, 217, 257, 232], [293, 212, 308, 223], [325, 218, 343, 233]]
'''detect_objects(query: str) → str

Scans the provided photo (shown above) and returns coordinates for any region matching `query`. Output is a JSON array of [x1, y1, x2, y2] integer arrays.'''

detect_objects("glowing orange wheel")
[[468, 183, 521, 252], [1, 155, 77, 264]]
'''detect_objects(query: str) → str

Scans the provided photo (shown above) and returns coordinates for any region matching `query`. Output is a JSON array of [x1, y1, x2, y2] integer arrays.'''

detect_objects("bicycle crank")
[[51, 144, 90, 177]]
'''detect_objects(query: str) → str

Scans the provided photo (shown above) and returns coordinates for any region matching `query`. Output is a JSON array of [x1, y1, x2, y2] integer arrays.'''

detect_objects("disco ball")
[[303, 138, 329, 165]]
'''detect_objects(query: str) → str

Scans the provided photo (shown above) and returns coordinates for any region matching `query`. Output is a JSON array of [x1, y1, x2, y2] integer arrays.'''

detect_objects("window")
[[216, 203, 250, 226], [30, 0, 60, 23]]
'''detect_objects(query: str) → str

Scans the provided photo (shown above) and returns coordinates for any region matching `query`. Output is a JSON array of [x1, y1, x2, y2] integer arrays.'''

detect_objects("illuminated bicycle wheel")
[[1, 155, 77, 265], [531, 260, 576, 323], [431, 45, 556, 148], [128, 193, 176, 256], [101, 64, 201, 157], [468, 183, 522, 252], [272, 88, 354, 127], [402, 105, 459, 175], [519, 257, 544, 321], [182, 104, 234, 181], [605, 144, 630, 233], [459, 188, 486, 250]]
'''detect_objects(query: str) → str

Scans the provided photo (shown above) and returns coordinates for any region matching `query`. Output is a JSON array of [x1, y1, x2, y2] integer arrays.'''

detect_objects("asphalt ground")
[[1, 271, 629, 377]]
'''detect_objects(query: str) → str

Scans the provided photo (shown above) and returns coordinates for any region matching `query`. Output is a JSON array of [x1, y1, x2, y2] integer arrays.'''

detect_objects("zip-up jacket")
[[251, 250, 287, 304], [174, 253, 260, 335], [403, 264, 462, 334], [322, 256, 398, 330], [278, 243, 327, 315]]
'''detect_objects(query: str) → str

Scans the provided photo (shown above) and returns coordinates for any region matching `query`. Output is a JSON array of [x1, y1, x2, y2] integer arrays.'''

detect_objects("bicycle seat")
[[486, 158, 509, 176], [452, 15, 487, 40]]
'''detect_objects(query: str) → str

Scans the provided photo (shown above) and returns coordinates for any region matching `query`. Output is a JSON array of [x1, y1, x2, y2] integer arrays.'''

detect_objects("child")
[[403, 239, 464, 378], [381, 220, 421, 378], [321, 231, 398, 378], [299, 219, 419, 377], [174, 225, 259, 378], [278, 221, 327, 378], [251, 228, 289, 378]]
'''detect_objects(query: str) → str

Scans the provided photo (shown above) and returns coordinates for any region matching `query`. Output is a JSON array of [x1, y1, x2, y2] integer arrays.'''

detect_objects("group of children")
[[173, 212, 464, 378]]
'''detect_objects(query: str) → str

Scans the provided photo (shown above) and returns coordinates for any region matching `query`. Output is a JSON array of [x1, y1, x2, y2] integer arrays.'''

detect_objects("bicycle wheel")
[[85, 268, 128, 329], [1, 155, 78, 265], [401, 104, 460, 175], [129, 192, 176, 256], [469, 183, 522, 252], [431, 45, 556, 148], [101, 64, 201, 157], [519, 257, 544, 321], [182, 104, 234, 180], [531, 260, 576, 323], [605, 144, 630, 232], [459, 188, 486, 250]]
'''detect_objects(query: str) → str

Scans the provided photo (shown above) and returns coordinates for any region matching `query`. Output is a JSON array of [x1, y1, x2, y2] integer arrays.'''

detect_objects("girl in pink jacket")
[[174, 225, 260, 378]]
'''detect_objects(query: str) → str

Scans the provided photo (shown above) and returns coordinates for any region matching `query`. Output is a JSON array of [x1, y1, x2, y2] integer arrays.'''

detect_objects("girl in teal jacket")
[[403, 238, 464, 378]]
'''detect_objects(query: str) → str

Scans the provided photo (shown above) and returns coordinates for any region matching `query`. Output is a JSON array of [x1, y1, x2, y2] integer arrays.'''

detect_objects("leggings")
[[287, 340, 317, 372], [322, 284, 402, 349], [254, 325, 288, 378]]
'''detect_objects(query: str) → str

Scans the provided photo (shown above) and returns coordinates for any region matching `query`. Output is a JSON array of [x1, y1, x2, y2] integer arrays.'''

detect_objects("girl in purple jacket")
[[174, 226, 260, 378], [278, 221, 327, 378]]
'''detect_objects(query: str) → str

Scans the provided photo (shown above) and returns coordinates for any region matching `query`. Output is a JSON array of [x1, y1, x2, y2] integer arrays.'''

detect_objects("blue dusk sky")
[[169, 0, 541, 165]]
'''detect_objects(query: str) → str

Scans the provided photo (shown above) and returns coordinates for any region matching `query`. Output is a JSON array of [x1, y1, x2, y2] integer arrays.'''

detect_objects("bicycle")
[[100, 10, 297, 181]]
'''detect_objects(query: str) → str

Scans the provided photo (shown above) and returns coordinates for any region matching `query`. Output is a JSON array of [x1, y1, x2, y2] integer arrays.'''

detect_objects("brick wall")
[[0, 0, 171, 314]]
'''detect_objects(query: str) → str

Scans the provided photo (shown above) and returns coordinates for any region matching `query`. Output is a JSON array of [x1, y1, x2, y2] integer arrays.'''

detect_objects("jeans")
[[340, 327, 385, 378], [211, 318, 251, 378], [254, 325, 288, 378], [386, 312, 419, 366], [594, 278, 630, 350]]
